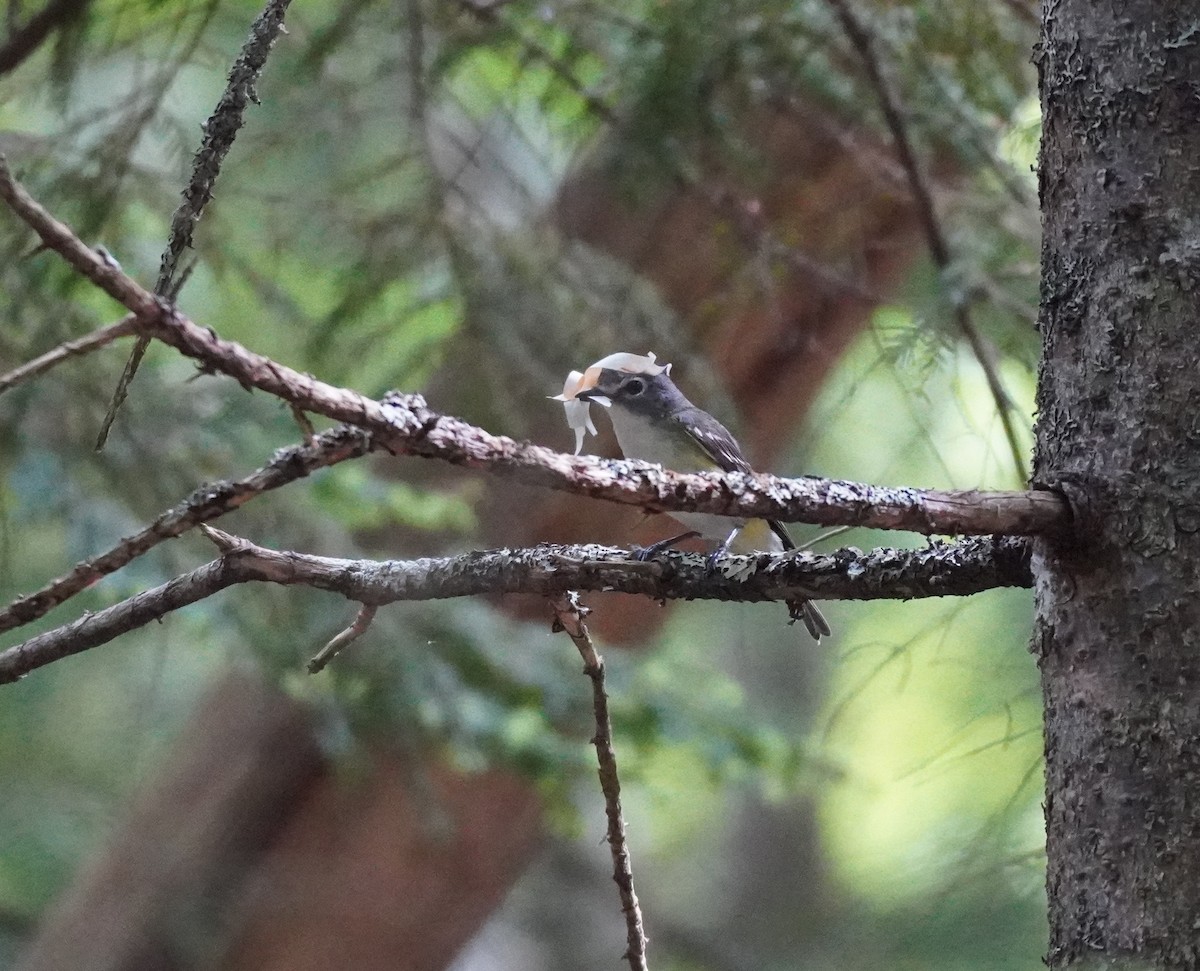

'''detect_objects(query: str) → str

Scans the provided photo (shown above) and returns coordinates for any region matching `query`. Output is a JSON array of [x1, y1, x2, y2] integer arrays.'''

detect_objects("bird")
[[554, 352, 830, 641]]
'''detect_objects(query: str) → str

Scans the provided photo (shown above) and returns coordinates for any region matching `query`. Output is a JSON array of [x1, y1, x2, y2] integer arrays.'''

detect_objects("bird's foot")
[[704, 544, 730, 572], [632, 530, 701, 562]]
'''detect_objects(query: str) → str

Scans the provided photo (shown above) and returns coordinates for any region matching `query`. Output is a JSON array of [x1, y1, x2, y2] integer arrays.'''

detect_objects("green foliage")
[[312, 464, 477, 533]]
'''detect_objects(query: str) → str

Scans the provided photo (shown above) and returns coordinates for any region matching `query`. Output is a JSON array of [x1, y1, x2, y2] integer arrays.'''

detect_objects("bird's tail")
[[770, 520, 831, 642], [787, 598, 831, 642]]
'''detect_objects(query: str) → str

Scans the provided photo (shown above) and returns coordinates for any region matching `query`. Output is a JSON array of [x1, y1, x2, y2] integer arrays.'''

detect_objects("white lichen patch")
[[719, 555, 759, 581]]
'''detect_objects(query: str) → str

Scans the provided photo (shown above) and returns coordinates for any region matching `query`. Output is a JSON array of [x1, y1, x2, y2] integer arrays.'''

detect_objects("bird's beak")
[[575, 388, 612, 406]]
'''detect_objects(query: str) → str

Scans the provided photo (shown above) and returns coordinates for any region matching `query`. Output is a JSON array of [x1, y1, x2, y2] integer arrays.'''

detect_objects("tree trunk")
[[1035, 2, 1200, 966]]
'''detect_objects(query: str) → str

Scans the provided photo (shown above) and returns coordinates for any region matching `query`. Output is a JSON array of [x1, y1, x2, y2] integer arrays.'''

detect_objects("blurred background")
[[0, 0, 1044, 968]]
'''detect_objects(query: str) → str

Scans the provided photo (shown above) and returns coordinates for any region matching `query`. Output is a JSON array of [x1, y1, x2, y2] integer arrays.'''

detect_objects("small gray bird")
[[569, 360, 830, 642]]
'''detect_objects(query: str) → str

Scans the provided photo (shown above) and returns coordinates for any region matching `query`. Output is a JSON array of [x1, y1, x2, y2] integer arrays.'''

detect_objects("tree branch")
[[98, 0, 295, 447], [825, 0, 1031, 482], [0, 534, 1031, 683], [0, 424, 374, 635], [0, 313, 135, 396], [307, 603, 377, 674], [0, 557, 233, 683], [0, 0, 91, 77], [551, 594, 649, 971], [0, 153, 1069, 538]]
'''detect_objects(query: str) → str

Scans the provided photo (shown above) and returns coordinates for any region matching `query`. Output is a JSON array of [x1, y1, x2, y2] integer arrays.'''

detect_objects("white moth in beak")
[[550, 352, 670, 454]]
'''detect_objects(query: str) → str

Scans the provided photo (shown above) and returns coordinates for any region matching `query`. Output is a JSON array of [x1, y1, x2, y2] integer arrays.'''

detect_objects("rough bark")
[[0, 536, 1033, 684], [1035, 2, 1200, 966]]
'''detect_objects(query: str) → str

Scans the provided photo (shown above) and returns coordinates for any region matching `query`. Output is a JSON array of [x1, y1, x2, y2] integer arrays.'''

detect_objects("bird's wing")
[[767, 519, 796, 550], [672, 408, 753, 473], [672, 408, 796, 550]]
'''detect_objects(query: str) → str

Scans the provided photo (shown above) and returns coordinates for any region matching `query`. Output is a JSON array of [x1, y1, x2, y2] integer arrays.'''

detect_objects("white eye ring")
[[624, 378, 646, 396]]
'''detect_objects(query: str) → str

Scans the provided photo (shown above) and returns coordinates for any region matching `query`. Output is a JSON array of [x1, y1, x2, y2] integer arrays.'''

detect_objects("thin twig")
[[0, 424, 374, 635], [797, 524, 854, 551], [825, 0, 1030, 482], [0, 0, 91, 77], [0, 158, 1070, 536], [308, 603, 377, 673], [96, 0, 295, 448], [0, 313, 135, 396], [0, 535, 1032, 683], [289, 403, 317, 445], [551, 593, 648, 971]]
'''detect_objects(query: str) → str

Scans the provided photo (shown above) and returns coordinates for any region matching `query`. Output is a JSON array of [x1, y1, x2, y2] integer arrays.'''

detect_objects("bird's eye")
[[624, 378, 646, 396]]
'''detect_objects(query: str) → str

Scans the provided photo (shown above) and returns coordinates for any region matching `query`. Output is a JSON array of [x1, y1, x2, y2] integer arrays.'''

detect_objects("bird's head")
[[576, 367, 686, 419], [551, 351, 678, 453]]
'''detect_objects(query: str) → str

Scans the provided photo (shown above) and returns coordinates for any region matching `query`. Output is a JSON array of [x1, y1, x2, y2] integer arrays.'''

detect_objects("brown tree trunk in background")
[[395, 96, 921, 965], [221, 759, 541, 971], [13, 674, 542, 971], [1035, 2, 1200, 965], [15, 674, 323, 971]]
